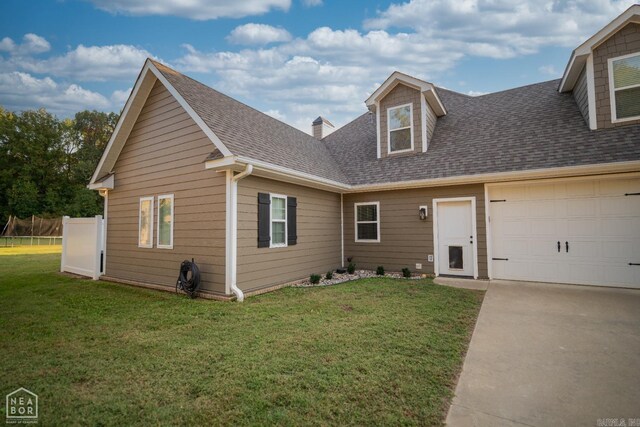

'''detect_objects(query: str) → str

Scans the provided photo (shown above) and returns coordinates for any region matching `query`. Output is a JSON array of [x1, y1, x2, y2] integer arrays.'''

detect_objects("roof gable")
[[90, 59, 231, 186], [365, 71, 446, 117], [559, 4, 640, 92]]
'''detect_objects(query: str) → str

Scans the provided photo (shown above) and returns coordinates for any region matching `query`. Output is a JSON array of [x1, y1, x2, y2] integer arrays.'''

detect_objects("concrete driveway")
[[446, 280, 640, 426]]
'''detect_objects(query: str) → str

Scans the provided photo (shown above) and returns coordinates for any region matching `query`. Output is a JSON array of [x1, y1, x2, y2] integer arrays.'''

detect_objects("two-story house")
[[89, 6, 640, 300]]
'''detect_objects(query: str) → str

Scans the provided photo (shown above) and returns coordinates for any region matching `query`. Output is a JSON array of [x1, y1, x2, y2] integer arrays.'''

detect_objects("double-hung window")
[[387, 103, 413, 153], [138, 196, 154, 248], [609, 52, 640, 122], [355, 202, 380, 242], [157, 194, 174, 249], [270, 194, 287, 247]]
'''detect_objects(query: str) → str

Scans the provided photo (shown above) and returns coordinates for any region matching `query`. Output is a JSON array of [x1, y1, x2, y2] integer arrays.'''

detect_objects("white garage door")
[[488, 176, 640, 288]]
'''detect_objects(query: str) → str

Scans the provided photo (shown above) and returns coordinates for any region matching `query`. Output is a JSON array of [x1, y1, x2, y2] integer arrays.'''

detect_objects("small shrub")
[[347, 262, 356, 274], [402, 267, 411, 278], [347, 256, 353, 263], [325, 271, 333, 280], [310, 274, 321, 284], [376, 266, 385, 275]]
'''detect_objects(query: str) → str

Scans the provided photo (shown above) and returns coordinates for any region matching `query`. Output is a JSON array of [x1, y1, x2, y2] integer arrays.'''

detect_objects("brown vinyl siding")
[[236, 176, 341, 292], [379, 83, 423, 157], [593, 23, 640, 128], [573, 66, 589, 125], [106, 80, 227, 295], [343, 185, 488, 278]]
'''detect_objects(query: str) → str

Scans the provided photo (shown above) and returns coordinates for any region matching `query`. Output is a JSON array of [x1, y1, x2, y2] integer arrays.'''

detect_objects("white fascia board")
[[147, 61, 232, 158], [89, 59, 233, 188], [422, 88, 447, 116], [206, 155, 640, 195], [346, 160, 640, 193], [205, 155, 349, 192], [559, 5, 640, 92], [366, 71, 430, 106], [365, 71, 446, 117], [87, 174, 114, 190], [90, 60, 156, 185]]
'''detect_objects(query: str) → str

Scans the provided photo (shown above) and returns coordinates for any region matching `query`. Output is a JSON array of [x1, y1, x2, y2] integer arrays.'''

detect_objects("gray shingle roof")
[[154, 61, 640, 187], [153, 61, 348, 183], [324, 80, 640, 186]]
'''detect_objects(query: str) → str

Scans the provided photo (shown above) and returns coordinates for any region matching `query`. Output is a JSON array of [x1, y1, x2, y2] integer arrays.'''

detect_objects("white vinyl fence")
[[60, 215, 104, 280]]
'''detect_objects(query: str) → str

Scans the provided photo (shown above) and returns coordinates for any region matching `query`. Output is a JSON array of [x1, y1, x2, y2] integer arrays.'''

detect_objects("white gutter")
[[227, 164, 253, 302]]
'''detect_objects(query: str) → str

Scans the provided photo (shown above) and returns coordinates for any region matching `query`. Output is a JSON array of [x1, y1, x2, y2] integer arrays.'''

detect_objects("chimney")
[[312, 116, 335, 139]]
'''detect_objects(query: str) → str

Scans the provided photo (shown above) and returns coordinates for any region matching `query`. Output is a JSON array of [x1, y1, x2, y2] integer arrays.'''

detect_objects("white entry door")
[[436, 200, 475, 277], [489, 177, 640, 288]]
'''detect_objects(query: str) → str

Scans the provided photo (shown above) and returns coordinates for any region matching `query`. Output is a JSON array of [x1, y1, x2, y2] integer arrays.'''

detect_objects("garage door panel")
[[567, 219, 599, 237], [601, 240, 634, 259], [566, 180, 597, 197], [599, 178, 640, 195], [566, 240, 600, 258], [531, 219, 557, 235], [489, 177, 640, 288], [567, 198, 598, 217]]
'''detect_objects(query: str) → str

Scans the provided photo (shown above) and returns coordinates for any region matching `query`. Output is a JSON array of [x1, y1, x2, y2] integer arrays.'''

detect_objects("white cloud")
[[0, 33, 51, 56], [263, 109, 286, 121], [0, 72, 111, 116], [227, 23, 292, 45], [0, 37, 16, 52], [538, 64, 558, 76], [111, 87, 132, 107], [2, 42, 154, 81], [466, 90, 488, 96], [86, 0, 291, 20], [364, 0, 635, 58], [302, 0, 322, 6]]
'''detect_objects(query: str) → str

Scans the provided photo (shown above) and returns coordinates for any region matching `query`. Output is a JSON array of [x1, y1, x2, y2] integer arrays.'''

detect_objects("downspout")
[[340, 193, 344, 267], [229, 164, 253, 301], [98, 189, 108, 276]]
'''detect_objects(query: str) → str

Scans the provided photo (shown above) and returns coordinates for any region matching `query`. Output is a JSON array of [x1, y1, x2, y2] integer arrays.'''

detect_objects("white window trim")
[[608, 52, 640, 123], [156, 194, 174, 249], [138, 196, 154, 249], [387, 103, 414, 154], [269, 193, 288, 248], [354, 201, 380, 243]]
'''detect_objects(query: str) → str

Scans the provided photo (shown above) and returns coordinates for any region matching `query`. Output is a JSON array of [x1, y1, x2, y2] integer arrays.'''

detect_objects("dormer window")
[[387, 103, 413, 153], [609, 52, 640, 122]]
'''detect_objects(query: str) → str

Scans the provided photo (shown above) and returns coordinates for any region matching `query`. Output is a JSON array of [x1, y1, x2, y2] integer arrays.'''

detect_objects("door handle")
[[557, 241, 561, 253], [565, 241, 569, 253]]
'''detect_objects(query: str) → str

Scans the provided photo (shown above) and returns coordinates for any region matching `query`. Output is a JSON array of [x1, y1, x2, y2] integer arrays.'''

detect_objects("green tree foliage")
[[0, 107, 119, 225]]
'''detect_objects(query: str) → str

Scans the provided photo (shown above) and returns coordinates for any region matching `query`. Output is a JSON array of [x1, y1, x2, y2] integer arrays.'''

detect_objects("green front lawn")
[[0, 248, 483, 426]]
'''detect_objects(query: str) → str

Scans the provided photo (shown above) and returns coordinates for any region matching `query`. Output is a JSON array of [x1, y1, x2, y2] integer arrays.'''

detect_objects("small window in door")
[[449, 246, 463, 269]]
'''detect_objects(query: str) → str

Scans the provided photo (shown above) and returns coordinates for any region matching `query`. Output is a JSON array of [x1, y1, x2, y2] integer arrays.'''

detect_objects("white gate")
[[60, 215, 104, 280]]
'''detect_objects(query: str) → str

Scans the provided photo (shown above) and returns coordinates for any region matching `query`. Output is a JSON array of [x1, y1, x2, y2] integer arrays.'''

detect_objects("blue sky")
[[0, 0, 635, 133]]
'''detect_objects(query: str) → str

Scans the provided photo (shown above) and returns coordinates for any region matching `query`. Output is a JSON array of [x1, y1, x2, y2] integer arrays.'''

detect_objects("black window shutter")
[[287, 197, 297, 246], [257, 193, 270, 248]]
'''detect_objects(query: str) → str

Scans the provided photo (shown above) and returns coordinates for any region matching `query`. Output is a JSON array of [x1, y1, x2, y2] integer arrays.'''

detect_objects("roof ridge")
[[151, 59, 319, 143], [473, 78, 562, 98]]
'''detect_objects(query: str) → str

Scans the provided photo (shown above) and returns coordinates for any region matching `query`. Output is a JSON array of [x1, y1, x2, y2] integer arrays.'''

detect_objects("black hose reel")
[[176, 259, 201, 298]]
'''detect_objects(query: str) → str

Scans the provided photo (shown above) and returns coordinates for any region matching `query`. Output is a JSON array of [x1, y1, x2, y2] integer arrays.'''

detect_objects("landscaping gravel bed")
[[294, 269, 429, 288]]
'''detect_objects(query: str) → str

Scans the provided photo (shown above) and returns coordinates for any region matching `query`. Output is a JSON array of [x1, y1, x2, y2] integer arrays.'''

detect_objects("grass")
[[0, 248, 483, 426]]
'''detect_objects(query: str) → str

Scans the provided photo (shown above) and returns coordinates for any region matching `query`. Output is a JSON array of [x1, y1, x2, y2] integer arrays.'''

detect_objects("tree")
[[0, 106, 119, 224], [8, 178, 39, 218]]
